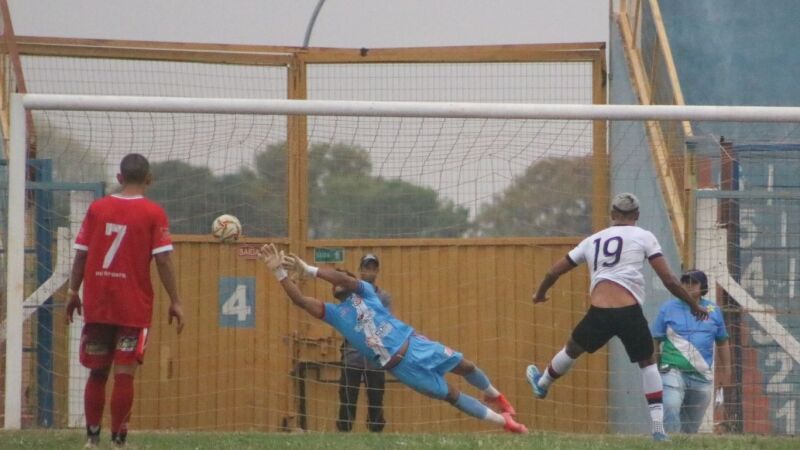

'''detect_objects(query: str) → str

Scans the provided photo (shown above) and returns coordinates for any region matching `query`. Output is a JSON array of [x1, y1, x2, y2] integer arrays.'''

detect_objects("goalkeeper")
[[259, 244, 527, 434]]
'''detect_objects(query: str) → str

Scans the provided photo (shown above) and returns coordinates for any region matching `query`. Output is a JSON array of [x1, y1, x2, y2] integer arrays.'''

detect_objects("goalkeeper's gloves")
[[284, 253, 319, 279], [259, 244, 288, 281]]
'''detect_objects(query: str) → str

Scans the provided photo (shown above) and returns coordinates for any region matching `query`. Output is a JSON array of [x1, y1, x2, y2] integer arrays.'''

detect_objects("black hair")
[[332, 268, 357, 301], [120, 153, 150, 184]]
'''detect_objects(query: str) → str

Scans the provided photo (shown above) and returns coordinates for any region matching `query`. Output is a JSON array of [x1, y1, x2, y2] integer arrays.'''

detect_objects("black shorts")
[[571, 303, 654, 363]]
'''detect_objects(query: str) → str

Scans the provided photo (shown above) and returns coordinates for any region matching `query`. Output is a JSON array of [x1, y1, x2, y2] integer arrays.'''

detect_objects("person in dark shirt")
[[337, 254, 391, 432]]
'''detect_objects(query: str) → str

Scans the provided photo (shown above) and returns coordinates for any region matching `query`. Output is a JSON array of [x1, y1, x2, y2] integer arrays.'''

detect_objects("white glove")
[[259, 243, 288, 280], [283, 253, 318, 279]]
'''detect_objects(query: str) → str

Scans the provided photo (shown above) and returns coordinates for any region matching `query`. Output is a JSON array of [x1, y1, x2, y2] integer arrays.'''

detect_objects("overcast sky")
[[9, 0, 608, 48]]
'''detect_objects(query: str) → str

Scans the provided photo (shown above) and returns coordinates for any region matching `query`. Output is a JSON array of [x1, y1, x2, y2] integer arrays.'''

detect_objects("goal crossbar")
[[21, 93, 800, 122]]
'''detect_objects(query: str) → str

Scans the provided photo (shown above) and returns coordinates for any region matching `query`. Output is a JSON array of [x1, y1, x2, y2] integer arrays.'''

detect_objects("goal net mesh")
[[2, 54, 798, 435]]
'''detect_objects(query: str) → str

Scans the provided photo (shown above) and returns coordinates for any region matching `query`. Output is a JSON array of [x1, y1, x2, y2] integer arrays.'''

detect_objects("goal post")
[[6, 93, 800, 433]]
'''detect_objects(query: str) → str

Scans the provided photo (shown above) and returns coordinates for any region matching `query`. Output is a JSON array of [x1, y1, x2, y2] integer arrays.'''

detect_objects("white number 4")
[[103, 223, 127, 269], [222, 284, 251, 321]]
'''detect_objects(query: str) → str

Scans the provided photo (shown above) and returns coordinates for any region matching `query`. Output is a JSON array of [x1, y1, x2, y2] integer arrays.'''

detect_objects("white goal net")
[[3, 94, 800, 436]]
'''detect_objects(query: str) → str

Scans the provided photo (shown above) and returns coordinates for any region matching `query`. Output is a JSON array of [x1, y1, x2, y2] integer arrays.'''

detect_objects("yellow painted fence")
[[52, 237, 607, 433]]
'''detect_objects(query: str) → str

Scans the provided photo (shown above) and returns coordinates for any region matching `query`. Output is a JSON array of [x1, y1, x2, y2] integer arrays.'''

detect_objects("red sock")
[[85, 371, 109, 429], [111, 373, 135, 433]]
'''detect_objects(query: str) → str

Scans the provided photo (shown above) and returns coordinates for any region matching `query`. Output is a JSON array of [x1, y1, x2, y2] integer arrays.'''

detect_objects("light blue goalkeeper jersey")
[[323, 280, 414, 368], [651, 298, 729, 381]]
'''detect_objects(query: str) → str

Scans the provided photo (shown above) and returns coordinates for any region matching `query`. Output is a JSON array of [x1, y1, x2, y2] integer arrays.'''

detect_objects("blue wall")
[[660, 0, 800, 107]]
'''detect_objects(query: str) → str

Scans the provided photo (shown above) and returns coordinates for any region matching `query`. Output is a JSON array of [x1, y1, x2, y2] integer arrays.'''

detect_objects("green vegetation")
[[148, 142, 470, 238], [474, 155, 592, 237], [0, 430, 794, 450]]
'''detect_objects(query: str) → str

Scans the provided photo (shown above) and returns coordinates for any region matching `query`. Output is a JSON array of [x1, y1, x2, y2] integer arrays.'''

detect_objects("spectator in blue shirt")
[[651, 270, 732, 433]]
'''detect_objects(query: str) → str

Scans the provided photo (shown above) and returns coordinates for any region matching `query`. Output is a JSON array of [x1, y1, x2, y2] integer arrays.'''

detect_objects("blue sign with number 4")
[[219, 277, 255, 328]]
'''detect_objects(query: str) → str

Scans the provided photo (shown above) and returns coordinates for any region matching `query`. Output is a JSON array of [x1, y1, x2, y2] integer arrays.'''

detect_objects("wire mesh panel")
[[306, 62, 595, 238]]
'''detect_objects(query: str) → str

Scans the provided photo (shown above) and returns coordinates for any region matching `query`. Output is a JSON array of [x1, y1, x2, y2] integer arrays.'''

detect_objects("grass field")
[[0, 430, 796, 450]]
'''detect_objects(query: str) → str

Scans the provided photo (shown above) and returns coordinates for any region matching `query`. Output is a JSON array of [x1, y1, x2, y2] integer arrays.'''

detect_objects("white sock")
[[649, 403, 665, 434], [538, 347, 576, 389], [641, 363, 665, 434], [483, 408, 506, 425], [484, 385, 500, 398]]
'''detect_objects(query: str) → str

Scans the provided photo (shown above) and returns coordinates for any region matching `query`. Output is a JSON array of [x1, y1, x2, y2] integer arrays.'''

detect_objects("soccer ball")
[[211, 214, 242, 244]]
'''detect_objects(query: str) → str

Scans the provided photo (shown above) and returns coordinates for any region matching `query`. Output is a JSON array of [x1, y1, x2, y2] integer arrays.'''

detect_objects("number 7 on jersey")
[[103, 223, 128, 269]]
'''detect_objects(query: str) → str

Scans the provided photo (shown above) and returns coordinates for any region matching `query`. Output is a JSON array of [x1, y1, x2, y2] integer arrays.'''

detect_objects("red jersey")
[[74, 194, 173, 327]]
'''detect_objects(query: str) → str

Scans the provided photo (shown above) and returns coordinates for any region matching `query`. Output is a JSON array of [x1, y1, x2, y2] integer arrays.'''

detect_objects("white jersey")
[[567, 225, 663, 305]]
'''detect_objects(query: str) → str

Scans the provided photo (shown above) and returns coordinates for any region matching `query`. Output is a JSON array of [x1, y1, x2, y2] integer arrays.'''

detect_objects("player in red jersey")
[[65, 153, 184, 448]]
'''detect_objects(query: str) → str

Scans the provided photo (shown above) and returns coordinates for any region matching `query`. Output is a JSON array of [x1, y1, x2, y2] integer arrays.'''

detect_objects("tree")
[[305, 142, 469, 238], [147, 141, 470, 238], [473, 156, 592, 237], [148, 160, 219, 234]]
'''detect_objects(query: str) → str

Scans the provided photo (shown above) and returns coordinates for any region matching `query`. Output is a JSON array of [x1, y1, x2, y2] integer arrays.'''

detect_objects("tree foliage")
[[473, 155, 592, 237], [148, 141, 470, 238]]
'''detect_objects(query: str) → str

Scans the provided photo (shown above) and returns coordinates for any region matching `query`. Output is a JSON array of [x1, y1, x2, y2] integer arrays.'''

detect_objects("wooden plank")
[[13, 35, 300, 54], [287, 54, 308, 256], [176, 242, 199, 429], [216, 243, 235, 430], [494, 245, 517, 417], [14, 43, 292, 66], [234, 256, 256, 428], [195, 241, 219, 429], [132, 263, 159, 429], [561, 251, 583, 432], [442, 245, 461, 431], [461, 246, 482, 431], [309, 236, 582, 248], [476, 246, 499, 418], [549, 246, 573, 431], [424, 246, 442, 430], [253, 267, 268, 430], [304, 49, 602, 64], [155, 261, 179, 430], [171, 234, 287, 244], [617, 11, 687, 261], [515, 245, 537, 430], [10, 36, 602, 60], [534, 245, 555, 431], [592, 50, 609, 233]]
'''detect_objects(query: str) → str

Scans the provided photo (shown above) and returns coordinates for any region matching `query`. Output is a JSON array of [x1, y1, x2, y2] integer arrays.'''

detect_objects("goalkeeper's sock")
[[539, 347, 576, 389], [453, 392, 505, 425], [85, 370, 109, 431], [463, 367, 500, 398], [641, 363, 665, 434], [111, 373, 135, 434]]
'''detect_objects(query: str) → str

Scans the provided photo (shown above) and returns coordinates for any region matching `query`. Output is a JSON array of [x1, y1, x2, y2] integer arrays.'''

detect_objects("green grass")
[[0, 430, 796, 450]]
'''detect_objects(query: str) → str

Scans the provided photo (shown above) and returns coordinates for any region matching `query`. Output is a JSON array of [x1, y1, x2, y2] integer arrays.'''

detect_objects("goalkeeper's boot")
[[112, 430, 127, 448], [526, 365, 549, 399], [502, 412, 529, 434], [485, 392, 516, 416], [652, 431, 671, 442], [84, 425, 100, 449]]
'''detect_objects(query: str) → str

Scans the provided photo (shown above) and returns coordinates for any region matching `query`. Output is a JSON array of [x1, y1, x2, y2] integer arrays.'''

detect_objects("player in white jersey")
[[525, 193, 707, 442]]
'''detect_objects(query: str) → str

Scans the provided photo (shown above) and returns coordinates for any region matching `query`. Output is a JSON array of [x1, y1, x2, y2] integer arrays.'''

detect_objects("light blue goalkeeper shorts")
[[388, 333, 463, 400]]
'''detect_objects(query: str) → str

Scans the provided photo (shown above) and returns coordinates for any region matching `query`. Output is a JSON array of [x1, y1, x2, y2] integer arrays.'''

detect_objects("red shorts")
[[79, 323, 149, 369]]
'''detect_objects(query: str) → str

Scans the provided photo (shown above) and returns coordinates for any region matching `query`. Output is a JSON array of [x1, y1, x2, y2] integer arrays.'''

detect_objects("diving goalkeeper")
[[260, 244, 527, 433]]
